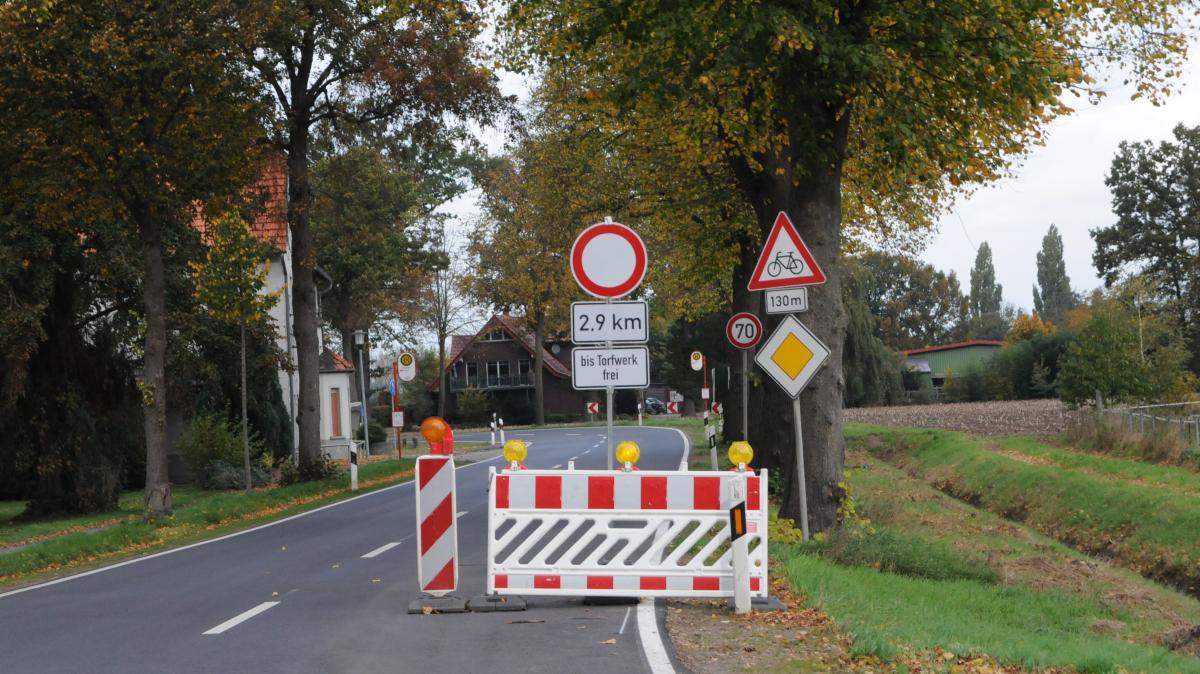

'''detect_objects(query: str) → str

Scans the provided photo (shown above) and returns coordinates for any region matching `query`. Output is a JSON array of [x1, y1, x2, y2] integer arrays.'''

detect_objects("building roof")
[[433, 314, 572, 391], [319, 348, 354, 373], [903, 340, 1004, 356], [192, 152, 289, 252]]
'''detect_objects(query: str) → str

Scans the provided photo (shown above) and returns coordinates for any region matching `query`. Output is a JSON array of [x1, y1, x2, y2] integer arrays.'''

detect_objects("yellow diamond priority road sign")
[[754, 315, 830, 399]]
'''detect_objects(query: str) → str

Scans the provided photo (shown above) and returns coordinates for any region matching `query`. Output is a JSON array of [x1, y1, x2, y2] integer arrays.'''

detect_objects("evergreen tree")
[[1032, 224, 1075, 326], [969, 243, 1004, 317]]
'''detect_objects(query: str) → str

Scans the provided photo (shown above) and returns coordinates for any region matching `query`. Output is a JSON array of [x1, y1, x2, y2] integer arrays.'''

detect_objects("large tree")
[[853, 251, 968, 351], [505, 0, 1192, 530], [1033, 224, 1076, 326], [969, 242, 1004, 317], [0, 0, 264, 517], [249, 0, 504, 472], [1094, 124, 1200, 373]]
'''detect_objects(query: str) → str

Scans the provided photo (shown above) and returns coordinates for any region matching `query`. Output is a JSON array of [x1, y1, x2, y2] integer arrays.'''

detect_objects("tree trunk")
[[728, 106, 849, 534], [534, 309, 546, 425], [241, 321, 251, 493], [437, 327, 447, 418], [140, 216, 172, 518], [288, 136, 322, 471]]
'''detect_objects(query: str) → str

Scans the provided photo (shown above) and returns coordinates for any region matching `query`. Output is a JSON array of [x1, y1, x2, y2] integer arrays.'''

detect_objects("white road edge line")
[[637, 598, 675, 673], [361, 542, 401, 559], [569, 456, 578, 461], [0, 455, 504, 601], [617, 606, 632, 635], [203, 601, 280, 635]]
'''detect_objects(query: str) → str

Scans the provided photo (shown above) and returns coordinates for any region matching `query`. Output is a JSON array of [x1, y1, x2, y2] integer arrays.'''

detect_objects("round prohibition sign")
[[570, 221, 648, 298], [726, 312, 763, 350]]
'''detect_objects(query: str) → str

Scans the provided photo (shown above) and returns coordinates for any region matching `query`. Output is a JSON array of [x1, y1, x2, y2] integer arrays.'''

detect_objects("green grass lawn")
[[845, 423, 1200, 595], [768, 425, 1200, 673], [0, 458, 416, 589]]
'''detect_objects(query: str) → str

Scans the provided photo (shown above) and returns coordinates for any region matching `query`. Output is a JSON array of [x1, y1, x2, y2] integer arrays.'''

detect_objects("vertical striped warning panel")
[[415, 455, 457, 596]]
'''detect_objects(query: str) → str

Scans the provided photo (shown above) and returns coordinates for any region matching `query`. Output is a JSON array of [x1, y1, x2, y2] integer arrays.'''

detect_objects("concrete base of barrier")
[[408, 594, 467, 615], [582, 596, 640, 606], [750, 596, 786, 612], [467, 594, 526, 612]]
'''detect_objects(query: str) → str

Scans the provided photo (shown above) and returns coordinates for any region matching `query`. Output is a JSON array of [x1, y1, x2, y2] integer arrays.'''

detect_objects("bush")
[[455, 388, 491, 423], [279, 454, 342, 485], [196, 460, 272, 490]]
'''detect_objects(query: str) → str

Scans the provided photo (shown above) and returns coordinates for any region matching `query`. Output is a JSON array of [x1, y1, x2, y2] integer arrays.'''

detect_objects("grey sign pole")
[[605, 296, 614, 470], [792, 396, 809, 541], [742, 350, 749, 441]]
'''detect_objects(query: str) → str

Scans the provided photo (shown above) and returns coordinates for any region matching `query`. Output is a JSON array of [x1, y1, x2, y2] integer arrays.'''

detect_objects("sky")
[[923, 52, 1200, 312], [444, 44, 1200, 317]]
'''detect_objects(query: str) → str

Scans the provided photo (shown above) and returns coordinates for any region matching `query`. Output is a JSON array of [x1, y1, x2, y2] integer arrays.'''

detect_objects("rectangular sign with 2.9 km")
[[570, 300, 648, 343]]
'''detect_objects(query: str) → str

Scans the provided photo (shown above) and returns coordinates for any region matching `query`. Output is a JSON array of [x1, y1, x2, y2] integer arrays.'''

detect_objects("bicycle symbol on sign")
[[766, 251, 805, 278]]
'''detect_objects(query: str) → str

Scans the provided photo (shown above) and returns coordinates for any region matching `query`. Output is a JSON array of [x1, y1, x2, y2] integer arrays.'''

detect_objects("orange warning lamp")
[[615, 441, 640, 471], [420, 416, 448, 444], [728, 441, 754, 470]]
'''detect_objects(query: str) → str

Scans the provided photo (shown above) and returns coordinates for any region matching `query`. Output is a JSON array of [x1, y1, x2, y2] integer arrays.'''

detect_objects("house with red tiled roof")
[[191, 152, 349, 463], [434, 314, 593, 423]]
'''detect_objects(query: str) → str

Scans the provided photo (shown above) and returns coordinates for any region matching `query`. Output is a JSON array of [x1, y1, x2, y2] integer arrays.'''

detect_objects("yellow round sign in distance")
[[400, 353, 414, 366]]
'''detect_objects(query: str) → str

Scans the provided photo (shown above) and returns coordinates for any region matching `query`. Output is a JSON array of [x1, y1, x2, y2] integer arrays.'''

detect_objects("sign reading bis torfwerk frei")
[[747, 212, 826, 292], [754, 314, 831, 399], [571, 300, 648, 344], [571, 346, 650, 390]]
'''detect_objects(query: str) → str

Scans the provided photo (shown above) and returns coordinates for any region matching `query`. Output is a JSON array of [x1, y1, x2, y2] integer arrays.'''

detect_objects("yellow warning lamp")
[[503, 439, 528, 468], [419, 416, 448, 444], [728, 441, 754, 470], [615, 441, 640, 470]]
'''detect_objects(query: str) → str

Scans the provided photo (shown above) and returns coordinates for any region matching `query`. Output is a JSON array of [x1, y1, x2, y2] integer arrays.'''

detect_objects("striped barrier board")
[[415, 455, 458, 596], [486, 468, 768, 598]]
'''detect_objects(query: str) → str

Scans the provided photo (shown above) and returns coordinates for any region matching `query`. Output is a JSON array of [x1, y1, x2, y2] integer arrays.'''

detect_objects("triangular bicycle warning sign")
[[747, 212, 826, 291]]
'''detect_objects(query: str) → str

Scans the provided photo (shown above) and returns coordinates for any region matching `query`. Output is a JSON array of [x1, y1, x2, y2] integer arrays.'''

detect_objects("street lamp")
[[353, 329, 369, 491]]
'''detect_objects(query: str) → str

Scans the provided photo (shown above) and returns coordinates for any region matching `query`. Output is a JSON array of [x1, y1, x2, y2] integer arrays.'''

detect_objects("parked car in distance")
[[644, 397, 666, 414]]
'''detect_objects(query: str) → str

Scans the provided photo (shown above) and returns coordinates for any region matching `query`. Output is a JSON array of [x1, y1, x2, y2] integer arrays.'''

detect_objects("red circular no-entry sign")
[[726, 312, 763, 350], [570, 221, 647, 299]]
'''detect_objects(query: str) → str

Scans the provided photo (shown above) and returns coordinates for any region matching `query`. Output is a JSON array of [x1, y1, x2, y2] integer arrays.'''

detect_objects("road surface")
[[0, 426, 689, 674]]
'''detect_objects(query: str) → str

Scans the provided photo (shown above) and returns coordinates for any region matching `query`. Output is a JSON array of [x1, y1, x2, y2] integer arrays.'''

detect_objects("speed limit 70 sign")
[[726, 313, 763, 350]]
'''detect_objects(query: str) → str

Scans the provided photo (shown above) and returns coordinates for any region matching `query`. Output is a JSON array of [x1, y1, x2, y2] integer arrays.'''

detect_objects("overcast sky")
[[446, 46, 1200, 316], [923, 51, 1200, 311]]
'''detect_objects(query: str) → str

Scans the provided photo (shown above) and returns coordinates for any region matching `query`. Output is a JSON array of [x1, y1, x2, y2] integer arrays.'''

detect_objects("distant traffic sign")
[[586, 401, 600, 415], [666, 401, 679, 414], [754, 315, 830, 399], [764, 288, 808, 315], [726, 313, 763, 350], [570, 221, 647, 299], [571, 301, 648, 343], [747, 212, 826, 291], [712, 402, 724, 415], [571, 346, 650, 390], [397, 351, 417, 381], [689, 351, 703, 371]]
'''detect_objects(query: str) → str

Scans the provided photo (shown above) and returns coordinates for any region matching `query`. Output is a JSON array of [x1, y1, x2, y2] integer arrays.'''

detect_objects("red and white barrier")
[[415, 455, 458, 596], [486, 468, 768, 599]]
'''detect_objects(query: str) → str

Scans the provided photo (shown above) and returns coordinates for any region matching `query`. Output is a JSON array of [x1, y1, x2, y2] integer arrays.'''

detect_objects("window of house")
[[518, 360, 531, 379], [466, 362, 478, 383], [482, 328, 509, 342], [486, 360, 511, 385], [330, 388, 342, 437]]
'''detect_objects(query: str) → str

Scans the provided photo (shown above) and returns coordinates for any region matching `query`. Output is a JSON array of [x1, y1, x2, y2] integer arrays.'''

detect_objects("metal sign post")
[[791, 398, 810, 542], [742, 350, 749, 441]]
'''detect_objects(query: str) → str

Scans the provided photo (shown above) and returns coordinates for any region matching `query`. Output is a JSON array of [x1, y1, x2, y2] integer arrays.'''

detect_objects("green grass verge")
[[0, 458, 416, 588], [851, 424, 1200, 594], [777, 545, 1200, 673]]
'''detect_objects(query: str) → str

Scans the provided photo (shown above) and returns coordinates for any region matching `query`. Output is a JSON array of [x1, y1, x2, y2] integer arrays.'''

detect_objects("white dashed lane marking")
[[361, 542, 401, 559], [203, 602, 280, 635]]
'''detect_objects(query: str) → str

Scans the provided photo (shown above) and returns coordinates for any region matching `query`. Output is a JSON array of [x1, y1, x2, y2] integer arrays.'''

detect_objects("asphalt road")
[[0, 426, 689, 674]]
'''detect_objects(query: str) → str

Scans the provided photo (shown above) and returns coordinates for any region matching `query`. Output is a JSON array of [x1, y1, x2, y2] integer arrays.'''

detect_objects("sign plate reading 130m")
[[571, 301, 648, 344]]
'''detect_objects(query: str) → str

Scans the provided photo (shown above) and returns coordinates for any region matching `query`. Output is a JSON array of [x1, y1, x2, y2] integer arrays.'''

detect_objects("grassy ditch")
[[0, 458, 416, 589], [848, 424, 1200, 596], [769, 440, 1200, 672]]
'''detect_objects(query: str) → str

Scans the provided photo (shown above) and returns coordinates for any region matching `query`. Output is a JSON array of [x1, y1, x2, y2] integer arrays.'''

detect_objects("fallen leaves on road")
[[600, 638, 617, 645]]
